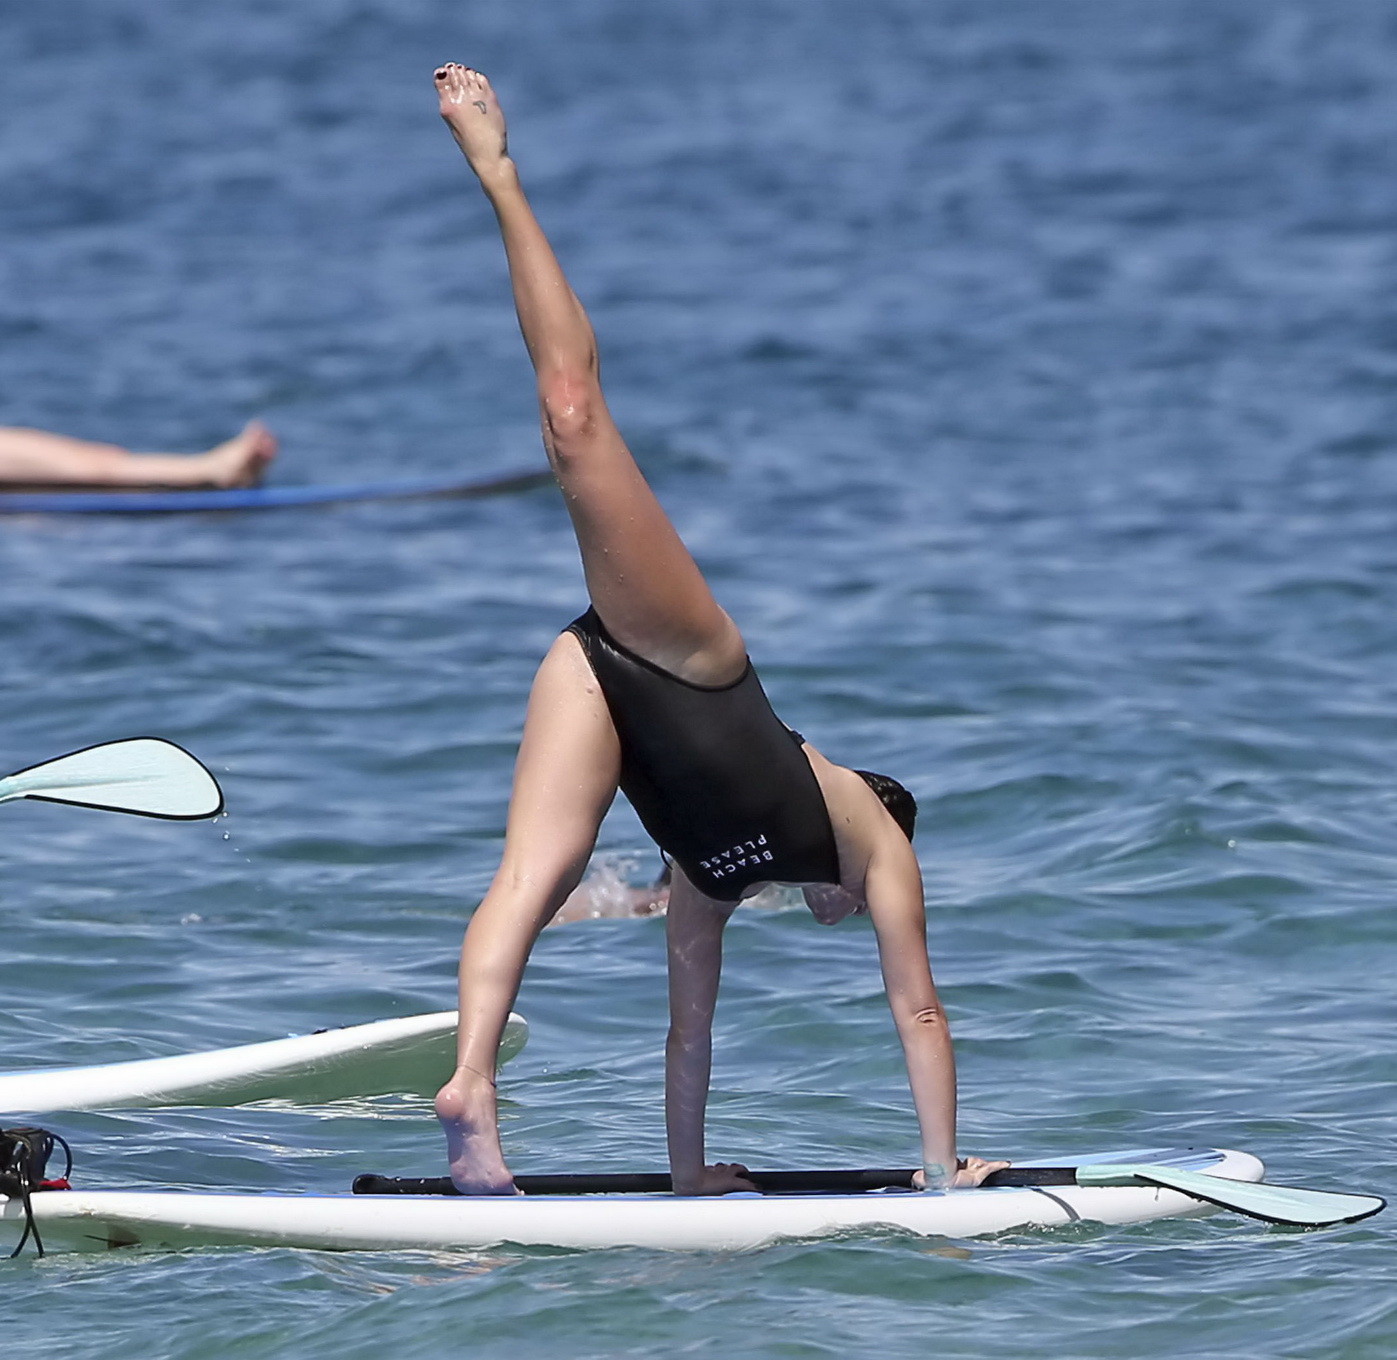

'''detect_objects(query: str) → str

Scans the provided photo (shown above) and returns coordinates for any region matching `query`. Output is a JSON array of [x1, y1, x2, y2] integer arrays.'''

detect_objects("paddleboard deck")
[[0, 1147, 1263, 1254], [0, 469, 550, 515], [0, 1011, 526, 1113]]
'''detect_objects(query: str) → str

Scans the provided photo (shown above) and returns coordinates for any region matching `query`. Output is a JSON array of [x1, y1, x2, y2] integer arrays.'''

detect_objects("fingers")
[[954, 1155, 1013, 1188], [706, 1162, 758, 1194]]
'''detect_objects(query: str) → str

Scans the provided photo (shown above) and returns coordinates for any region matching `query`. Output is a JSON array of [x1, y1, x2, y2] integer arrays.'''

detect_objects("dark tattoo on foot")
[[473, 100, 488, 114]]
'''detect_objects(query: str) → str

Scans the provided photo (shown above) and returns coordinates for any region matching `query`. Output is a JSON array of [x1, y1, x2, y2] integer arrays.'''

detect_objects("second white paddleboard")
[[0, 1011, 526, 1114]]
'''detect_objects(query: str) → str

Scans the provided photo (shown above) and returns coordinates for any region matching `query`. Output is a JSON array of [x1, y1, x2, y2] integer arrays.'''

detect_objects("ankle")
[[477, 157, 519, 197], [452, 1061, 497, 1088]]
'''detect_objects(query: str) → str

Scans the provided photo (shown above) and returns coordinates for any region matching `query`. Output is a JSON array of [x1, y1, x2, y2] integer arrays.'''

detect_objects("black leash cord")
[[2, 1127, 72, 1259]]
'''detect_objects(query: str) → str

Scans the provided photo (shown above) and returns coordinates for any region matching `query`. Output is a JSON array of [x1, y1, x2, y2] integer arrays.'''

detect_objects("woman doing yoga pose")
[[431, 64, 1006, 1196]]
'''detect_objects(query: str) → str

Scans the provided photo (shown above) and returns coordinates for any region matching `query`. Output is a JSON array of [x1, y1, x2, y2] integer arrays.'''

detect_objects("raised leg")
[[436, 632, 621, 1192], [435, 64, 745, 685], [0, 422, 277, 488]]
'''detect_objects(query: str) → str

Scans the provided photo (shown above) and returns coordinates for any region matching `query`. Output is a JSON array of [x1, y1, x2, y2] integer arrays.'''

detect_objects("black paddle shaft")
[[352, 1167, 1077, 1196]]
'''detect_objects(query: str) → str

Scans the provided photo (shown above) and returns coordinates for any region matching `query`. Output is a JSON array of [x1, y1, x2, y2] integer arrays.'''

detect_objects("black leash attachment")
[[1, 1126, 73, 1258]]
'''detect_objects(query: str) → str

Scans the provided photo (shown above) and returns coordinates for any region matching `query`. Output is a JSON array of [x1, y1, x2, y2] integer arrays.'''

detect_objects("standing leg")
[[435, 65, 745, 685], [436, 632, 621, 1192]]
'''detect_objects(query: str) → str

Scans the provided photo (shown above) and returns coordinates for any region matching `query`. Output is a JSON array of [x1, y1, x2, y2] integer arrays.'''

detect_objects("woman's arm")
[[863, 836, 1007, 1189], [863, 839, 957, 1187], [664, 875, 757, 1195]]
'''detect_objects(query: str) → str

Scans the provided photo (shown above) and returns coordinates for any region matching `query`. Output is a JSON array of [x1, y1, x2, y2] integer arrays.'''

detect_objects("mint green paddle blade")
[[0, 739, 224, 820], [1076, 1164, 1385, 1227]]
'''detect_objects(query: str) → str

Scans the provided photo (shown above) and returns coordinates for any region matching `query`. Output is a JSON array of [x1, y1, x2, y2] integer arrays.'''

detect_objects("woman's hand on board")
[[913, 1156, 1012, 1191], [674, 1162, 759, 1196]]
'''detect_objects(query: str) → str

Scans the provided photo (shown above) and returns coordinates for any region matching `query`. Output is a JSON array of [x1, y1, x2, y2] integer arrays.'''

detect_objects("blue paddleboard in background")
[[0, 468, 551, 514]]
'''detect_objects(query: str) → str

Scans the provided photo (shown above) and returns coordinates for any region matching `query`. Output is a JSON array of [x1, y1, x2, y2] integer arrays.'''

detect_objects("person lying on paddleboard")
[[0, 420, 276, 489], [431, 63, 1008, 1197], [550, 860, 672, 925]]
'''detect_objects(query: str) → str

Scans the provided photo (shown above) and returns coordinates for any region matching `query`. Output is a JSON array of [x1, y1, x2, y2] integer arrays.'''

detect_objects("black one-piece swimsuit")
[[566, 608, 842, 902]]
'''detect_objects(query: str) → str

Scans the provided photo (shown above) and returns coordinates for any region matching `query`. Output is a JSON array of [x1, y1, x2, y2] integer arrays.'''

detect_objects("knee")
[[489, 854, 587, 902], [538, 370, 601, 455]]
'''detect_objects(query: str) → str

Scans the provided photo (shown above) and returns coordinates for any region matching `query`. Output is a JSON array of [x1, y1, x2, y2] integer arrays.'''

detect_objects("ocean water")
[[1, 0, 1395, 1355]]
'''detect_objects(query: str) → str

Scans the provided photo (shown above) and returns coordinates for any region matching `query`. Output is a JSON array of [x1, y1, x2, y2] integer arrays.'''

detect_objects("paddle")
[[352, 1166, 1384, 1227], [0, 739, 224, 820], [1073, 1164, 1384, 1227]]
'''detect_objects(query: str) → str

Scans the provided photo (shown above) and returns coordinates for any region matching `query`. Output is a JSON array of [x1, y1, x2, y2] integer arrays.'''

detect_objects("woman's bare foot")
[[199, 420, 278, 488], [435, 1068, 521, 1196], [434, 64, 510, 180]]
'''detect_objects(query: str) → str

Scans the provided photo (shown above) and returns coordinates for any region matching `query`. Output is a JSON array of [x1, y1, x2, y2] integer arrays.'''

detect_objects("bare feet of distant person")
[[434, 63, 511, 182], [551, 878, 670, 926], [435, 1068, 521, 1196], [198, 420, 278, 488]]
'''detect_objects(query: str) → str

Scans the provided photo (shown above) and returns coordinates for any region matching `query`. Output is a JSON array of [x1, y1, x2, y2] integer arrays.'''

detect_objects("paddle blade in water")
[[1076, 1164, 1385, 1227], [0, 739, 224, 819]]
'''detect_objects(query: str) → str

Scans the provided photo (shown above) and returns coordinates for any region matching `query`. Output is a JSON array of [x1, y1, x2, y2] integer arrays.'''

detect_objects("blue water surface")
[[1, 1, 1394, 1356]]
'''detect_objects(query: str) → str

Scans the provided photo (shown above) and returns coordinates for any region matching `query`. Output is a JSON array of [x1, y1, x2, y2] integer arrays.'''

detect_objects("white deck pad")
[[0, 1011, 526, 1113], [2, 1147, 1263, 1255]]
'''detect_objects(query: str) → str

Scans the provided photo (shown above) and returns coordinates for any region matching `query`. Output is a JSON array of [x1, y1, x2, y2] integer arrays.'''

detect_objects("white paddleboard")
[[0, 1012, 526, 1114], [1, 1147, 1262, 1254]]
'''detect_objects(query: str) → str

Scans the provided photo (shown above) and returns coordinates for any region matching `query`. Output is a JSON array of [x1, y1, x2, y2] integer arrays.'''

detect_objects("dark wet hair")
[[855, 770, 917, 841]]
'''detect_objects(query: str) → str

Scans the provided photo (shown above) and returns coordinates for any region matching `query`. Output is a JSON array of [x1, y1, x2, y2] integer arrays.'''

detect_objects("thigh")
[[490, 631, 622, 909], [545, 396, 745, 684], [453, 634, 623, 1055]]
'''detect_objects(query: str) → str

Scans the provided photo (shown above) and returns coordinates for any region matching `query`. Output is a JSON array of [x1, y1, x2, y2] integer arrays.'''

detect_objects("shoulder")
[[804, 748, 916, 883], [803, 749, 872, 819], [805, 749, 895, 829]]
